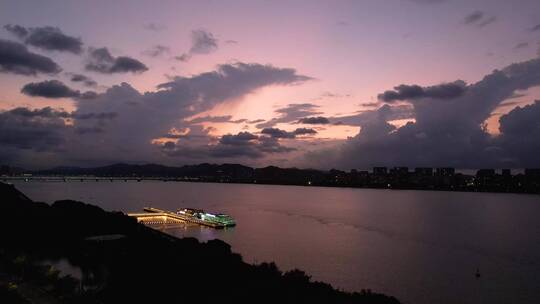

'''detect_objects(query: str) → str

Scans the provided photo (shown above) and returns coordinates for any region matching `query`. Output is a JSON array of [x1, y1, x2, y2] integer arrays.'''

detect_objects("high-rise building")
[[435, 167, 455, 177], [373, 167, 388, 175], [414, 167, 433, 176]]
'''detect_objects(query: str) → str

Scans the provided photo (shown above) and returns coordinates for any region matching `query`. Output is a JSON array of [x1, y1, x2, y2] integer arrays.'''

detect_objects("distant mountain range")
[[34, 163, 256, 178]]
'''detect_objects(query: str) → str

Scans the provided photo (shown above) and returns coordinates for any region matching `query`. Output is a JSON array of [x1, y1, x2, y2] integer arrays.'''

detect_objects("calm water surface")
[[13, 181, 540, 304]]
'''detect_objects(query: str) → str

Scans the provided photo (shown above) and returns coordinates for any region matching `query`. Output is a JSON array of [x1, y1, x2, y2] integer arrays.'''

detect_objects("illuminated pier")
[[126, 212, 187, 225], [128, 208, 229, 229]]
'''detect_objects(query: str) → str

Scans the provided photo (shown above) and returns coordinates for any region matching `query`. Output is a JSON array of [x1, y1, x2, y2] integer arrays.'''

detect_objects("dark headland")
[[0, 182, 399, 304]]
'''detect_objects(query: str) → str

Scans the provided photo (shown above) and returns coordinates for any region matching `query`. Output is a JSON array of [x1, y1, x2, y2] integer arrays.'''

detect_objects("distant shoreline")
[[5, 175, 540, 196], [2, 162, 539, 195]]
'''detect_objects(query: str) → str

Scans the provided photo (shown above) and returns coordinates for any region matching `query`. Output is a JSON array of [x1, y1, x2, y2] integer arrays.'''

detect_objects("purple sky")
[[1, 0, 540, 169]]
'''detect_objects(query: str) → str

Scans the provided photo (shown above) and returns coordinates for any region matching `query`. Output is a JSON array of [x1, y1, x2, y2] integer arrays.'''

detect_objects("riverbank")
[[3, 162, 539, 195], [0, 182, 400, 303]]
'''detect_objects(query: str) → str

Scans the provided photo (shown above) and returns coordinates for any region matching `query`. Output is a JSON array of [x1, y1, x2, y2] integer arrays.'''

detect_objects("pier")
[[126, 212, 187, 225], [128, 207, 227, 229]]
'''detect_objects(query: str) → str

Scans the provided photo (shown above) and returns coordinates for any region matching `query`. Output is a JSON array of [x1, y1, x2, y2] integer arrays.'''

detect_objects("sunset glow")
[[1, 0, 540, 169]]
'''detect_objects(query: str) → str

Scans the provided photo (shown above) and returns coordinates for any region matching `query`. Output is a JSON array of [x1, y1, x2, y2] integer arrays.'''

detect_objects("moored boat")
[[177, 208, 236, 228]]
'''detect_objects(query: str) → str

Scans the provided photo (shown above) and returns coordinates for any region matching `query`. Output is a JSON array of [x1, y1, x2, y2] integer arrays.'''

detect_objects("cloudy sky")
[[1, 0, 540, 169]]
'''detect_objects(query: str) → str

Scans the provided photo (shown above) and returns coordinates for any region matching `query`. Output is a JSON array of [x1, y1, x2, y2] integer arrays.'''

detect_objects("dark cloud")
[[4, 61, 310, 166], [66, 62, 311, 164], [190, 29, 218, 54], [209, 144, 263, 159], [0, 105, 118, 165], [157, 62, 312, 108], [464, 11, 484, 25], [174, 54, 191, 62], [142, 45, 170, 57], [215, 132, 296, 157], [5, 24, 83, 54], [0, 39, 61, 75], [497, 100, 540, 165], [21, 79, 98, 100], [162, 130, 295, 159], [8, 107, 70, 119], [176, 29, 219, 62], [292, 128, 317, 135], [105, 56, 147, 73], [514, 42, 529, 50], [529, 24, 540, 32], [477, 16, 497, 28], [143, 23, 166, 32], [79, 91, 98, 100], [72, 112, 117, 120], [256, 103, 321, 128], [378, 81, 466, 102], [261, 127, 317, 138], [261, 128, 296, 139], [4, 24, 27, 37], [330, 104, 414, 127], [463, 11, 496, 28], [220, 131, 259, 145], [67, 73, 97, 87], [307, 58, 540, 169], [257, 136, 297, 154], [21, 80, 80, 98], [298, 116, 330, 124], [7, 106, 115, 121], [86, 47, 148, 74], [75, 126, 104, 134], [499, 100, 540, 135], [0, 107, 69, 151]]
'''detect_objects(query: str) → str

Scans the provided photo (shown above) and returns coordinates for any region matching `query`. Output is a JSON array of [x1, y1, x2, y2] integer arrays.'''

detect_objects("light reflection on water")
[[14, 181, 540, 304]]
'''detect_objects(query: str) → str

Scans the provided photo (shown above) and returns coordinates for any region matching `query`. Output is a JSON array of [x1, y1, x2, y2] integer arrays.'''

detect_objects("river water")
[[13, 181, 540, 304]]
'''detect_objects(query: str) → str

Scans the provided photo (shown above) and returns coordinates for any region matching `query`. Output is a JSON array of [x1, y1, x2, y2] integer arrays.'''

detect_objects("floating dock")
[[128, 207, 230, 229]]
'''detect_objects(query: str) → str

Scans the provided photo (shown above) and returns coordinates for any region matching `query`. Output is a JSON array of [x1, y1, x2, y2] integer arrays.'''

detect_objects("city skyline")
[[1, 0, 540, 169]]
